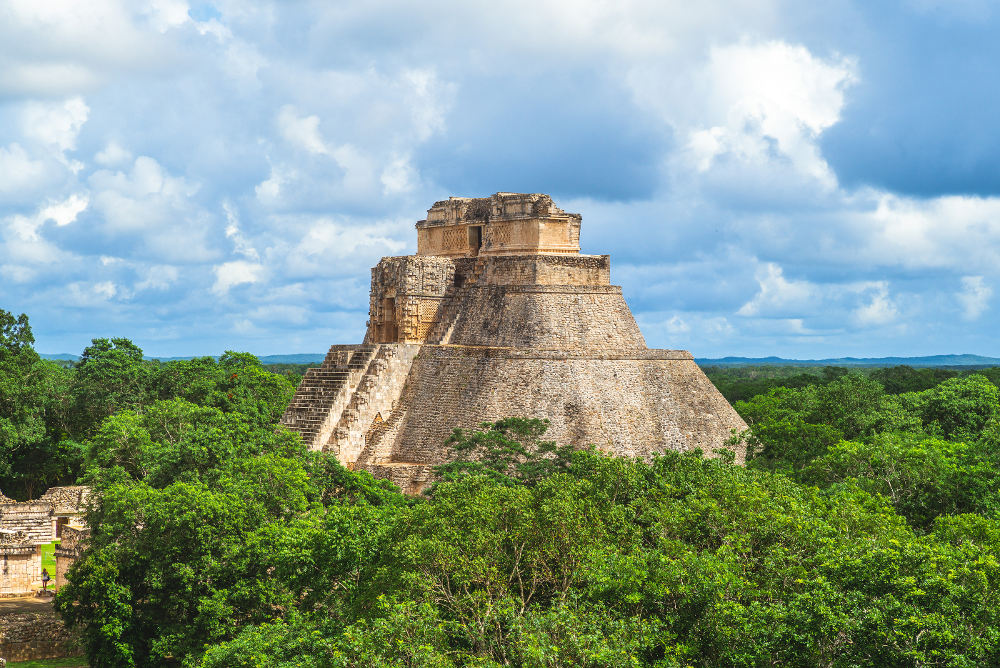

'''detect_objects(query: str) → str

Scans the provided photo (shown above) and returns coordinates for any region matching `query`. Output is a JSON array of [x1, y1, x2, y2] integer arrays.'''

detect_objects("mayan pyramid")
[[281, 193, 746, 492]]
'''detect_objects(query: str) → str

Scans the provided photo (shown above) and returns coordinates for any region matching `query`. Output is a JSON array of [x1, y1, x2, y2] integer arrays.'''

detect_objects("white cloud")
[[294, 219, 406, 262], [401, 68, 452, 142], [95, 141, 133, 166], [5, 194, 89, 242], [852, 282, 898, 327], [143, 0, 191, 32], [958, 276, 992, 321], [677, 40, 856, 187], [223, 201, 260, 261], [40, 194, 90, 227], [21, 97, 90, 154], [89, 156, 197, 231], [63, 280, 119, 306], [380, 153, 417, 195], [665, 315, 691, 335], [738, 263, 818, 317], [277, 106, 331, 156], [136, 265, 180, 291], [254, 163, 294, 203], [861, 194, 1000, 272], [0, 144, 48, 195], [212, 260, 264, 295]]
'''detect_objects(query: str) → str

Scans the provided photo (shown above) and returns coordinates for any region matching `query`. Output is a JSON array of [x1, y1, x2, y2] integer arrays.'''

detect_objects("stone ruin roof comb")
[[417, 192, 577, 228], [38, 486, 91, 514]]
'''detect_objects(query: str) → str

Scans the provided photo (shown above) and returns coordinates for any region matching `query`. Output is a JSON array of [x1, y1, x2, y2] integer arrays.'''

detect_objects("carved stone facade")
[[282, 193, 746, 493], [416, 193, 581, 258]]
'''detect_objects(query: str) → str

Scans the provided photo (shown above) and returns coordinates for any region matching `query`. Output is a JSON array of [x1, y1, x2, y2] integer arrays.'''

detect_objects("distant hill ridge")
[[695, 354, 1000, 368], [40, 353, 328, 364], [39, 352, 1000, 368]]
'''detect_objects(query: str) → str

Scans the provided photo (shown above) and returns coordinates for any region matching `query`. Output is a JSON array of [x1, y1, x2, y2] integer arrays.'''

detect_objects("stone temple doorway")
[[379, 296, 398, 342], [469, 226, 483, 256]]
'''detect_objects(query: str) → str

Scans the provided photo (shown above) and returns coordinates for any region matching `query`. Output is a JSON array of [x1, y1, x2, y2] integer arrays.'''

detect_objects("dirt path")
[[0, 596, 57, 617]]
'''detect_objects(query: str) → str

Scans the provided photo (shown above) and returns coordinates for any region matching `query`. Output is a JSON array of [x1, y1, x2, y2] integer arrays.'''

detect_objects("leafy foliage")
[[4, 307, 1000, 665]]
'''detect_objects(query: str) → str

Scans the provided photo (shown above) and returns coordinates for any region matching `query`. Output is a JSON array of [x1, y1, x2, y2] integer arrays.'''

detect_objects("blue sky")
[[2, 0, 999, 358]]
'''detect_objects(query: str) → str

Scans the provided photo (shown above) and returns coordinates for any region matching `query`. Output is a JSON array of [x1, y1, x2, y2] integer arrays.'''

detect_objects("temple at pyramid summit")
[[281, 193, 746, 492]]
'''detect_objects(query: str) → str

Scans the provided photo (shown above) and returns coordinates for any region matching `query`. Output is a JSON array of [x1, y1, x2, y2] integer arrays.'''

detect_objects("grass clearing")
[[6, 658, 87, 668], [39, 541, 58, 579]]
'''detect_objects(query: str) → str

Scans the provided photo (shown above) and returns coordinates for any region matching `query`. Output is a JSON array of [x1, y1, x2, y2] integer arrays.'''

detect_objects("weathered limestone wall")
[[0, 545, 37, 597], [356, 346, 746, 493], [39, 486, 90, 519], [444, 286, 647, 350], [281, 345, 373, 447], [54, 526, 89, 590], [0, 613, 81, 662], [479, 255, 610, 286]]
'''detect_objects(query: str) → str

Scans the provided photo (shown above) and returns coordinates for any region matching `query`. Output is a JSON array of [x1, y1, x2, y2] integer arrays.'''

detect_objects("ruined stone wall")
[[282, 345, 374, 448], [444, 285, 647, 350], [38, 486, 90, 518], [0, 613, 81, 662], [480, 255, 610, 286], [0, 540, 37, 597], [0, 503, 54, 545], [357, 346, 746, 493], [54, 527, 89, 590]]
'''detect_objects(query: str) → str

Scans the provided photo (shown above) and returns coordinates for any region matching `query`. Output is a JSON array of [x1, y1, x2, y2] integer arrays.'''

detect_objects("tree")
[[57, 477, 310, 666], [920, 374, 1000, 440], [0, 310, 78, 498], [69, 338, 155, 438], [433, 417, 578, 488]]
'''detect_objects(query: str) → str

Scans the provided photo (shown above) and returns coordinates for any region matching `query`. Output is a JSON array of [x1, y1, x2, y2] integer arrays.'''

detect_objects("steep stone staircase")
[[425, 256, 487, 344], [327, 344, 420, 462], [280, 344, 379, 448]]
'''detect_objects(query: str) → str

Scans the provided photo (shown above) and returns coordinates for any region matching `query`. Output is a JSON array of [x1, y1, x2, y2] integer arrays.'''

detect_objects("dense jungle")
[[4, 308, 1000, 667]]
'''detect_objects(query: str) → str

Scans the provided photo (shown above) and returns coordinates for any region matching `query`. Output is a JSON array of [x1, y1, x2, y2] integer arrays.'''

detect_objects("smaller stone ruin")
[[54, 526, 90, 589], [0, 486, 91, 595], [0, 530, 37, 597]]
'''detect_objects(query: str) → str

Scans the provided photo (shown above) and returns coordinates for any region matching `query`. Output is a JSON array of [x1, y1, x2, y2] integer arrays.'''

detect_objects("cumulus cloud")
[[0, 144, 48, 196], [3, 0, 1000, 358], [20, 97, 90, 154], [958, 276, 992, 321], [852, 282, 899, 327], [94, 141, 132, 167], [738, 263, 818, 318], [681, 40, 856, 186], [6, 194, 89, 242], [277, 106, 331, 156], [212, 260, 264, 295]]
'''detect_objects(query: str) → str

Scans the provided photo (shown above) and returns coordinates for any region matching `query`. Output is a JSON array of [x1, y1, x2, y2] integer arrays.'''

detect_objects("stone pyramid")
[[281, 193, 746, 493]]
